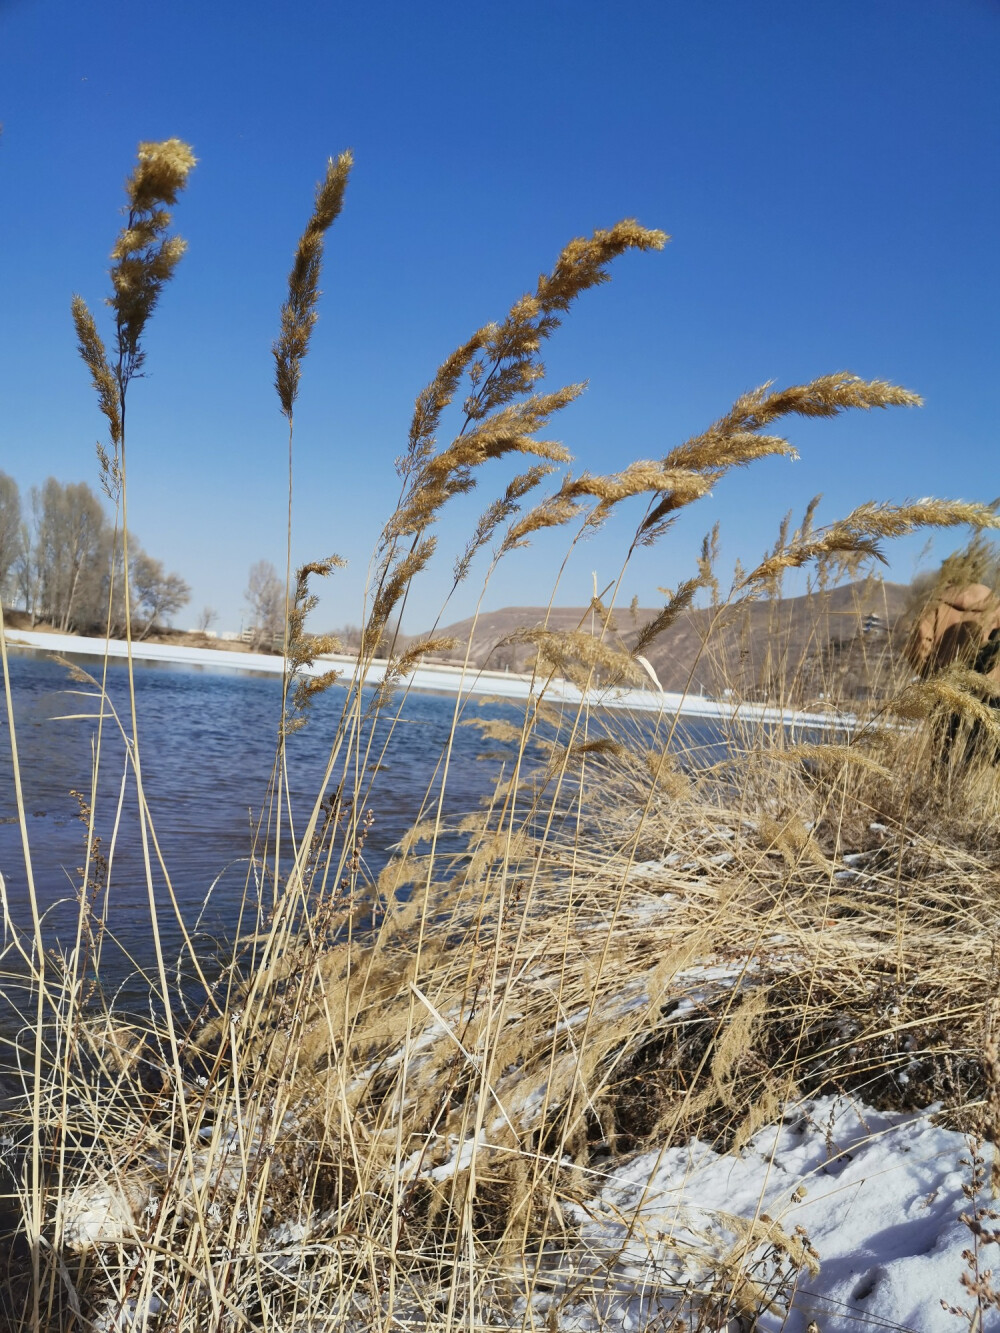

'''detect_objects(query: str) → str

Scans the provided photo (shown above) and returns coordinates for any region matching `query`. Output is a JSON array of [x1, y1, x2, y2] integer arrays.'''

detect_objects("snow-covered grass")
[[556, 1096, 996, 1332]]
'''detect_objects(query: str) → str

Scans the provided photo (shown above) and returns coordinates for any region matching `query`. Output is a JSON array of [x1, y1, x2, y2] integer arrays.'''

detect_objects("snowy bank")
[[4, 628, 852, 730], [546, 1095, 987, 1331]]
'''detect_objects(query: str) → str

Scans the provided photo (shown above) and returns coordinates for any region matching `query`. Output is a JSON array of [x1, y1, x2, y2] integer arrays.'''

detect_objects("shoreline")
[[4, 628, 852, 729]]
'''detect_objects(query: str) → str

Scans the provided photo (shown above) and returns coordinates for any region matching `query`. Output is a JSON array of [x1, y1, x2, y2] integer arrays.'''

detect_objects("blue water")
[[0, 651, 724, 1013]]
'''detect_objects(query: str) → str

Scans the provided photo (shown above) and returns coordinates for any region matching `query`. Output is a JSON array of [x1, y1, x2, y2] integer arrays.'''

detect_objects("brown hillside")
[[427, 579, 912, 702]]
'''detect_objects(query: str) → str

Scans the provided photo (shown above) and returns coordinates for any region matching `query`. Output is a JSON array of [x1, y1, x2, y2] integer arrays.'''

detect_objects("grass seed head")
[[110, 139, 196, 384], [274, 150, 353, 418]]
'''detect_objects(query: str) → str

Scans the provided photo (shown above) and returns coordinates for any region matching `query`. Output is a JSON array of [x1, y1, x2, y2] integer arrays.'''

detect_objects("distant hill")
[[424, 579, 913, 702]]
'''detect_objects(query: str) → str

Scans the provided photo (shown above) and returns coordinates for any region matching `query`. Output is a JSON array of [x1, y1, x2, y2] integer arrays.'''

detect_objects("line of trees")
[[0, 471, 191, 638]]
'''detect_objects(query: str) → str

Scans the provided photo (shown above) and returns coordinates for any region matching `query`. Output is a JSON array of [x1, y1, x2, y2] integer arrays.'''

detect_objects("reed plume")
[[739, 498, 1000, 593], [635, 373, 923, 547], [369, 635, 461, 709], [70, 299, 122, 499], [500, 625, 643, 691], [498, 490, 588, 553], [273, 150, 353, 419], [364, 221, 667, 660], [109, 139, 196, 381], [72, 139, 195, 494], [284, 555, 346, 734], [559, 461, 712, 528], [697, 522, 721, 605], [892, 665, 1000, 733], [453, 464, 556, 585], [630, 575, 703, 659]]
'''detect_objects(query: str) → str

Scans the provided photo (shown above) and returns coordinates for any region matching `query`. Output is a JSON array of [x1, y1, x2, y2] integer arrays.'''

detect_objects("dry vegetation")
[[2, 140, 1000, 1332], [429, 577, 913, 701]]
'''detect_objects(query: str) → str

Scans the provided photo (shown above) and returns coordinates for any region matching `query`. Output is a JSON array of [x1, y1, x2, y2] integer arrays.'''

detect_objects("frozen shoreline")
[[4, 628, 852, 730]]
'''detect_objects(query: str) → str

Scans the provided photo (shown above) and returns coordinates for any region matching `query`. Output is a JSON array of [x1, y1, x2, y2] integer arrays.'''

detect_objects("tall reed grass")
[[2, 141, 1000, 1331]]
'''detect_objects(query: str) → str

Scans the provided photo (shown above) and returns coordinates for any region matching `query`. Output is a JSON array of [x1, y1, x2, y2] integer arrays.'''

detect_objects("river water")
[[0, 651, 722, 1014]]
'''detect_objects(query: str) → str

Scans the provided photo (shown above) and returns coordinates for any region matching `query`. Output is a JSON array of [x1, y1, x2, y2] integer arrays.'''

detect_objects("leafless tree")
[[13, 475, 187, 637], [245, 560, 285, 649], [32, 478, 109, 631], [131, 552, 191, 640], [0, 472, 21, 604]]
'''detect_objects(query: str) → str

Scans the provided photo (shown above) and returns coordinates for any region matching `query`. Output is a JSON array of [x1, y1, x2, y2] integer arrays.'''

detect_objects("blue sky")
[[0, 0, 997, 632]]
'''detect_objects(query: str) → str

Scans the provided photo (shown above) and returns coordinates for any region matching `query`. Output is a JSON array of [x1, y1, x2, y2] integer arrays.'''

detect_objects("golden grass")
[[3, 141, 1000, 1331]]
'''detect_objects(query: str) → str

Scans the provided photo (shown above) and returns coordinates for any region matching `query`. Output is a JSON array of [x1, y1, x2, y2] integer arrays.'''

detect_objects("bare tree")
[[197, 605, 218, 633], [33, 478, 109, 631], [0, 472, 21, 604], [14, 522, 40, 623], [131, 552, 191, 640], [245, 560, 285, 649], [14, 486, 43, 623], [330, 623, 363, 652], [8, 473, 189, 637]]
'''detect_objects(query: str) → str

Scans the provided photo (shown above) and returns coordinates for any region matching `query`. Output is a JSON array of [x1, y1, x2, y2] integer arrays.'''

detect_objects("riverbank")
[[23, 703, 997, 1331], [3, 627, 852, 728], [2, 624, 991, 1330]]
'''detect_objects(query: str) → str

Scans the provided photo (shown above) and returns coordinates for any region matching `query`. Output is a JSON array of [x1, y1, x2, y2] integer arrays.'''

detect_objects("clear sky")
[[0, 0, 997, 633]]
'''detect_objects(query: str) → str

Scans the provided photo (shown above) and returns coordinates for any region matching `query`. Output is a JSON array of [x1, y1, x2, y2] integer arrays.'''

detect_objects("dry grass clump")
[[5, 141, 1000, 1332], [581, 730, 1000, 1137], [11, 702, 1000, 1331], [9, 693, 1000, 1331]]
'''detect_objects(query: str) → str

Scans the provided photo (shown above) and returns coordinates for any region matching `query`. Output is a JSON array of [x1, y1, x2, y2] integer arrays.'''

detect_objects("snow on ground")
[[531, 1095, 991, 1332], [4, 629, 850, 727]]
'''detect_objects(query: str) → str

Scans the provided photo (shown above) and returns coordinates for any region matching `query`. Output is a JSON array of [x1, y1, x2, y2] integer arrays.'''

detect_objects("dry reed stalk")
[[361, 221, 667, 672], [14, 660, 1000, 1329], [14, 141, 210, 1332], [265, 155, 353, 927], [10, 143, 1000, 1333]]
